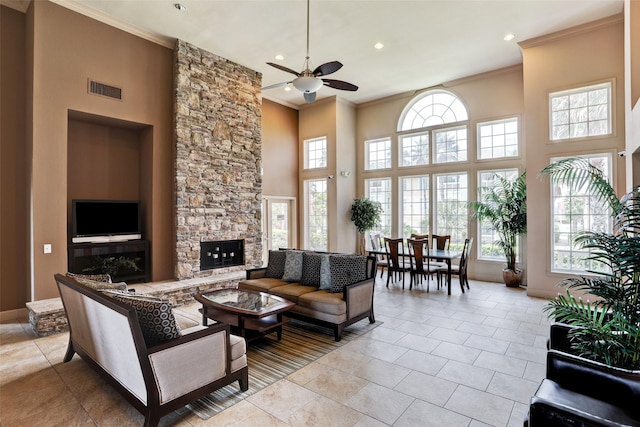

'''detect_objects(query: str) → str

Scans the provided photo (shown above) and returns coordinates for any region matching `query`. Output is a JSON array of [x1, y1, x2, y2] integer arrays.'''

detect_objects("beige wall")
[[356, 66, 525, 283], [1, 6, 29, 312], [522, 16, 626, 298], [261, 99, 299, 197], [27, 1, 174, 301]]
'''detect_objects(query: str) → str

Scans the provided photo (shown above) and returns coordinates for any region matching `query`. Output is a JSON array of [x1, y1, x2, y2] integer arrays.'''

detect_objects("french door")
[[262, 197, 296, 265]]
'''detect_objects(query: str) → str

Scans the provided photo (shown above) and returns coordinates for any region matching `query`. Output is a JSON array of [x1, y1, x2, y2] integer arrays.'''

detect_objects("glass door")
[[262, 197, 296, 264]]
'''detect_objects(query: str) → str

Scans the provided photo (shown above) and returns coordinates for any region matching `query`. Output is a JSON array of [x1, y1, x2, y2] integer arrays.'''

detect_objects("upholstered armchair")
[[55, 274, 248, 427]]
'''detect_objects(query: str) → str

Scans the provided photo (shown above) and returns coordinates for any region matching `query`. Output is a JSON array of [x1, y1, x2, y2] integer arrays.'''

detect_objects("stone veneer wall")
[[174, 40, 263, 279]]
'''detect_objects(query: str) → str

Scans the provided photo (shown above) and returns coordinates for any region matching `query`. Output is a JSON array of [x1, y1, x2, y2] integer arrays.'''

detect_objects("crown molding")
[[49, 0, 175, 49], [519, 13, 623, 49], [1, 0, 30, 13]]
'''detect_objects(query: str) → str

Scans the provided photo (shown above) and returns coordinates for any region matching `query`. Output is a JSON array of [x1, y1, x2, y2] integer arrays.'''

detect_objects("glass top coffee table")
[[195, 289, 294, 341]]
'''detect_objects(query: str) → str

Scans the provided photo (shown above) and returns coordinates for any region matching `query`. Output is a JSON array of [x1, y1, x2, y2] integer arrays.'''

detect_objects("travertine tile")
[[352, 357, 411, 388], [395, 399, 471, 427], [473, 351, 527, 377], [394, 370, 457, 406], [345, 382, 414, 425], [437, 360, 495, 391], [287, 394, 363, 427], [394, 349, 448, 376], [487, 372, 540, 404], [302, 366, 368, 403], [432, 341, 481, 364], [445, 385, 514, 426], [394, 333, 441, 353], [343, 337, 408, 363], [464, 334, 510, 355], [247, 379, 319, 422]]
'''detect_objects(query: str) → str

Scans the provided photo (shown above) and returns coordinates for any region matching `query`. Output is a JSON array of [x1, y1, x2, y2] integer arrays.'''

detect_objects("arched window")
[[398, 90, 468, 131]]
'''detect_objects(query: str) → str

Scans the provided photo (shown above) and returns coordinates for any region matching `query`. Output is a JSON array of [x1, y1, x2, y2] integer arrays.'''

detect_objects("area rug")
[[185, 318, 381, 420]]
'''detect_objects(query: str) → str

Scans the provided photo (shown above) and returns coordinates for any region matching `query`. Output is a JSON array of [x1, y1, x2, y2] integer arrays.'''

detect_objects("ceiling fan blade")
[[261, 81, 292, 91], [322, 79, 358, 91], [312, 61, 343, 77], [303, 92, 317, 103], [266, 62, 300, 77]]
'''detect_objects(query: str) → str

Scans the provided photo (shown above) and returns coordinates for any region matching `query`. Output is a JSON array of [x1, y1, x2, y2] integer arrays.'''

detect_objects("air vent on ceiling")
[[88, 79, 122, 100]]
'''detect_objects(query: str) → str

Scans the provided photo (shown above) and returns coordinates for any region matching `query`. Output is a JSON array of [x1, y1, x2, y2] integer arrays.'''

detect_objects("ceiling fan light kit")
[[263, 0, 358, 103]]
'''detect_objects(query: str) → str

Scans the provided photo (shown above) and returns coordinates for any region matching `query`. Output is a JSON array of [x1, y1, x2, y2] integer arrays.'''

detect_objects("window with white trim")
[[549, 82, 612, 141], [434, 126, 467, 163], [304, 137, 327, 169], [399, 133, 430, 167], [477, 169, 519, 260], [435, 172, 468, 248], [478, 117, 519, 159], [399, 91, 468, 130], [304, 179, 327, 251], [400, 175, 430, 238], [365, 178, 392, 237], [365, 138, 391, 170], [550, 154, 612, 273]]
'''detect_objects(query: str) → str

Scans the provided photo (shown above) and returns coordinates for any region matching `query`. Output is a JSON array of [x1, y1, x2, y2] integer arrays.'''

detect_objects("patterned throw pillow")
[[328, 255, 368, 293], [103, 291, 182, 345], [282, 250, 304, 282], [66, 272, 128, 291], [264, 250, 287, 278], [301, 252, 331, 288]]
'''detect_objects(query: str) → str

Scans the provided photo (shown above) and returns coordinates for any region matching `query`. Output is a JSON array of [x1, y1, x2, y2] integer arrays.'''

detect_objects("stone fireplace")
[[174, 40, 263, 280]]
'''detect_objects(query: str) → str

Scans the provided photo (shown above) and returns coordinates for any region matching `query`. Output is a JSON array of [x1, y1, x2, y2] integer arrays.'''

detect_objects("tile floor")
[[0, 276, 549, 426]]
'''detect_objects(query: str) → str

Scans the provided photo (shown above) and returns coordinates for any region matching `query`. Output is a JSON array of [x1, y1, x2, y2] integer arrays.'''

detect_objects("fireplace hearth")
[[200, 240, 245, 271]]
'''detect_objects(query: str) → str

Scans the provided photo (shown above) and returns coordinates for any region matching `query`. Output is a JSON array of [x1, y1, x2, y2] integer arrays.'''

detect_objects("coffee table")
[[195, 289, 294, 341]]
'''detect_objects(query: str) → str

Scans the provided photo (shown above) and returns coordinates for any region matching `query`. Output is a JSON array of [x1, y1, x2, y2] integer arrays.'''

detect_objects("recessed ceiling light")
[[174, 3, 187, 11], [284, 86, 291, 92], [504, 33, 515, 41], [275, 54, 284, 61], [374, 42, 384, 50]]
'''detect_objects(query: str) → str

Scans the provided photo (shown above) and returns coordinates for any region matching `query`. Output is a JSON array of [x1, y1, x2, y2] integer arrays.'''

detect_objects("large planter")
[[502, 268, 523, 287]]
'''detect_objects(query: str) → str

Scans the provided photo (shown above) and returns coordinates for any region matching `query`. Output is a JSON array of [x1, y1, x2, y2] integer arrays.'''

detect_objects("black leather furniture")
[[524, 323, 640, 426]]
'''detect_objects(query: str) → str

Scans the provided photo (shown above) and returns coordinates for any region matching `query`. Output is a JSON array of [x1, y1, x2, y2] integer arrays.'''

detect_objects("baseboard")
[[0, 308, 28, 322]]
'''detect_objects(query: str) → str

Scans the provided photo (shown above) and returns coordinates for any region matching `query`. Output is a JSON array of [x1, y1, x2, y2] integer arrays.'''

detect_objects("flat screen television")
[[72, 199, 142, 243]]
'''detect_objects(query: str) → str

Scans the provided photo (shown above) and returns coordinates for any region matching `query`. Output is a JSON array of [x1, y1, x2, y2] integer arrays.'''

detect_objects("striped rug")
[[185, 318, 381, 420]]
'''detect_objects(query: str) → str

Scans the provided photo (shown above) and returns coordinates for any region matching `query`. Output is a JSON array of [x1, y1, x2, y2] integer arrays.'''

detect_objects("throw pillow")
[[66, 272, 128, 291], [328, 255, 368, 293], [300, 252, 321, 287], [318, 254, 332, 290], [103, 291, 182, 345], [282, 250, 304, 282], [264, 250, 287, 278]]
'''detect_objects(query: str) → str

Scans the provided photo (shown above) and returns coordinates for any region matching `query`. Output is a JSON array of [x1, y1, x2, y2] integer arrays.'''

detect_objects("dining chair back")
[[410, 233, 430, 240], [370, 233, 388, 281], [384, 237, 411, 289], [407, 238, 438, 291], [437, 237, 473, 291]]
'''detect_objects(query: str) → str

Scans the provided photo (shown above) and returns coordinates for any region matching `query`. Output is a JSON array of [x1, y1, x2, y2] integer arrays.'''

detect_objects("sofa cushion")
[[300, 252, 331, 289], [297, 290, 346, 316], [66, 272, 127, 291], [238, 277, 287, 293], [328, 255, 368, 293], [103, 291, 182, 345], [264, 250, 287, 278], [282, 250, 304, 282], [269, 284, 318, 304]]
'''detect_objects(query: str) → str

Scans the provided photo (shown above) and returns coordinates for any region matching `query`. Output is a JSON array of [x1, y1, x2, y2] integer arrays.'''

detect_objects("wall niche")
[[66, 110, 154, 277]]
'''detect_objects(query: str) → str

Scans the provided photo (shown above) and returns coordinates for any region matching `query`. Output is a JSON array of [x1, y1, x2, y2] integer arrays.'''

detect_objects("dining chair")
[[430, 234, 451, 268], [384, 237, 411, 289], [437, 237, 473, 291], [410, 233, 429, 240], [369, 233, 388, 281], [407, 238, 438, 291]]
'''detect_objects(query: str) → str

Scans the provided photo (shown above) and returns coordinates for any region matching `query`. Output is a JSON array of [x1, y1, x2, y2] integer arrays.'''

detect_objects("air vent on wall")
[[88, 79, 122, 100]]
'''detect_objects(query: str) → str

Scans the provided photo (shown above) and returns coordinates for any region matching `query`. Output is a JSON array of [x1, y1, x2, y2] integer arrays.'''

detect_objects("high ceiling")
[[10, 0, 624, 108]]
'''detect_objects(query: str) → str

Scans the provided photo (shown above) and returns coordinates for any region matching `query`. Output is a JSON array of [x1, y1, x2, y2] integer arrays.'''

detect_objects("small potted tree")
[[469, 171, 527, 287], [350, 198, 382, 255]]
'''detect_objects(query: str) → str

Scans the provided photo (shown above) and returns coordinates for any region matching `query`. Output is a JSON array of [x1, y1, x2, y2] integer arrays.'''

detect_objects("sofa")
[[524, 323, 640, 426], [55, 273, 248, 427], [238, 250, 377, 341]]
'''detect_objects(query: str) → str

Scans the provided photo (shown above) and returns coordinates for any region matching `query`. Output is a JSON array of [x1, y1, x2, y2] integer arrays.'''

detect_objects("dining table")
[[368, 246, 463, 295]]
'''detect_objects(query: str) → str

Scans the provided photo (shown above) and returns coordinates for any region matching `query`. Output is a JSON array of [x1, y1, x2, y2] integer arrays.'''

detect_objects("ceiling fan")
[[262, 0, 358, 103]]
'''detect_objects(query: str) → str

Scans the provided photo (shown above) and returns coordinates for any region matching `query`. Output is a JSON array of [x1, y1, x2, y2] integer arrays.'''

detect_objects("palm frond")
[[539, 157, 622, 215]]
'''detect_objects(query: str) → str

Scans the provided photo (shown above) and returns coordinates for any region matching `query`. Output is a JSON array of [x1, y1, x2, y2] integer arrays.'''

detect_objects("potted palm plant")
[[350, 198, 383, 255], [540, 157, 640, 369], [469, 171, 527, 287]]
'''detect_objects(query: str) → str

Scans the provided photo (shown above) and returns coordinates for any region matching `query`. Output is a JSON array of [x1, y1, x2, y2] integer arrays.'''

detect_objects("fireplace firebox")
[[200, 240, 244, 271]]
